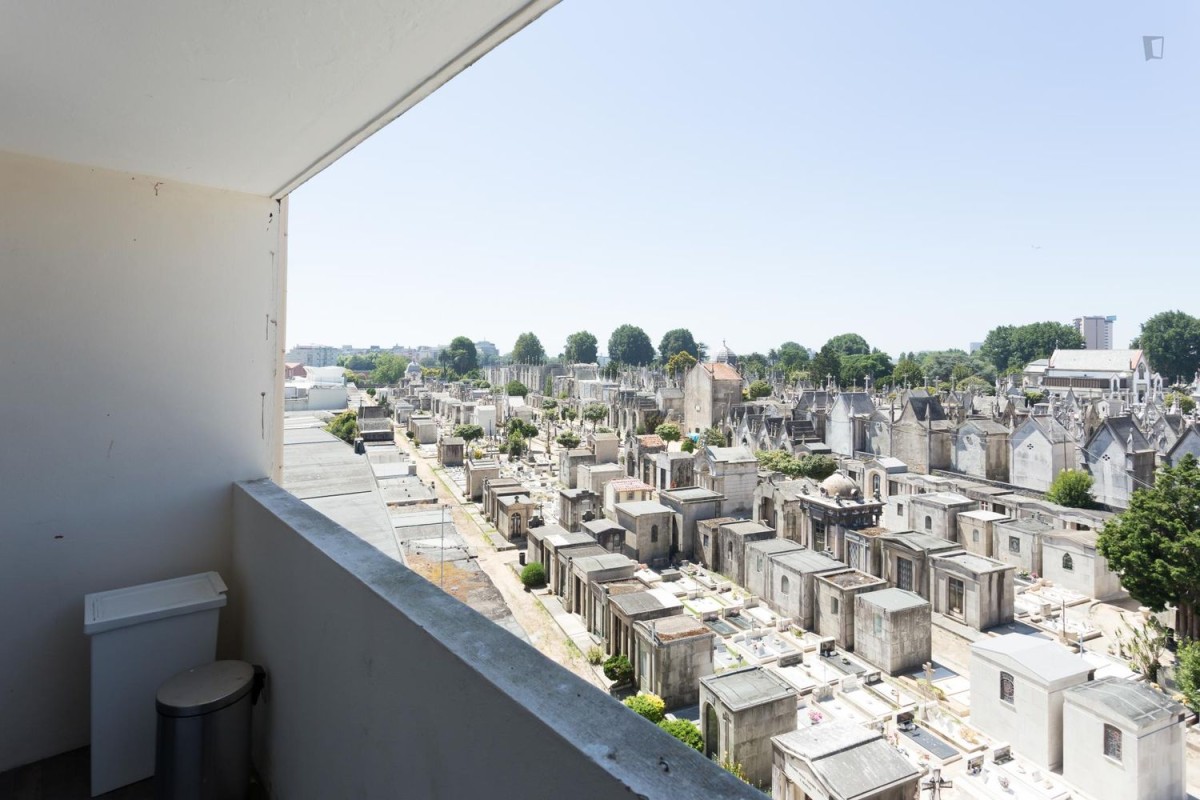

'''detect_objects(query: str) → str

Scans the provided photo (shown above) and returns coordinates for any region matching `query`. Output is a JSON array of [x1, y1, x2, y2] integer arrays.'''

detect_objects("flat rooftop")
[[934, 551, 1011, 574], [996, 517, 1055, 535], [722, 521, 774, 537], [959, 509, 1009, 522], [662, 487, 723, 502], [1066, 677, 1186, 732], [702, 666, 795, 710], [773, 550, 846, 574], [972, 633, 1092, 685], [820, 570, 884, 589], [858, 588, 928, 612], [640, 615, 711, 641], [615, 500, 672, 516]]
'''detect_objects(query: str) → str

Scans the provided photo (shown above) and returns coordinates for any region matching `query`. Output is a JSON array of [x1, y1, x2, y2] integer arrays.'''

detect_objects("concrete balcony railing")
[[231, 479, 761, 799]]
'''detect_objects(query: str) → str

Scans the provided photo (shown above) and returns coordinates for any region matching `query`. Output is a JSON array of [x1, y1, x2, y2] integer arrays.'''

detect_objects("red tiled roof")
[[637, 434, 666, 448], [609, 478, 653, 492], [704, 362, 742, 381]]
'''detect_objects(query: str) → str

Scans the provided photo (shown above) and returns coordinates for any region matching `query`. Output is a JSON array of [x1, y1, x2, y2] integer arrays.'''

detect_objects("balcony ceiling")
[[0, 0, 557, 197]]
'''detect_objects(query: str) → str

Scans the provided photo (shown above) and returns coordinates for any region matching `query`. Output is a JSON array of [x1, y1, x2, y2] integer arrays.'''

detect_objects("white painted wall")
[[231, 480, 759, 799], [0, 151, 284, 771], [1063, 703, 1186, 800]]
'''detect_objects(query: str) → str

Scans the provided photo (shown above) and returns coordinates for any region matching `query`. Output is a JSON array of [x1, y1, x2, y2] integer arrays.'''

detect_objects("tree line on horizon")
[[341, 310, 1199, 391]]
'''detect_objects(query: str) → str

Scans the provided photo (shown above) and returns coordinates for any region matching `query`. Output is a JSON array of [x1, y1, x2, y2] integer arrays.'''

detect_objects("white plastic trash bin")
[[84, 571, 228, 797]]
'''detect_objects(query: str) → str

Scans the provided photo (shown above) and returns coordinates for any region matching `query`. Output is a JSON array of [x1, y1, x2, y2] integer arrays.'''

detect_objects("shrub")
[[655, 422, 682, 443], [519, 562, 546, 589], [718, 753, 750, 784], [1166, 392, 1196, 414], [1175, 639, 1200, 711], [602, 654, 633, 685], [658, 719, 703, 751], [505, 380, 529, 397], [623, 692, 665, 723], [556, 431, 581, 449], [680, 438, 696, 453], [325, 410, 358, 445], [1046, 469, 1096, 509], [585, 645, 604, 665]]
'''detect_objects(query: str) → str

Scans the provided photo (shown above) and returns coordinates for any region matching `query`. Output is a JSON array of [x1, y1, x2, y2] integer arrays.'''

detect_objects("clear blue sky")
[[287, 1, 1197, 359]]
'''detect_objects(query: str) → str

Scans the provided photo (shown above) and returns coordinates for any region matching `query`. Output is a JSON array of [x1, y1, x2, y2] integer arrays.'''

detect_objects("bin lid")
[[84, 571, 227, 635], [157, 660, 255, 718]]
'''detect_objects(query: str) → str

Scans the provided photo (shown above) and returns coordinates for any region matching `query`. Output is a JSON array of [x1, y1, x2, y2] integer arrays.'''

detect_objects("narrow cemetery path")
[[395, 433, 607, 689]]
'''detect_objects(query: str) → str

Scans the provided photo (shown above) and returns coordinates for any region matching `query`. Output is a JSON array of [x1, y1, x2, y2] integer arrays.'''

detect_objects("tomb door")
[[948, 577, 965, 618]]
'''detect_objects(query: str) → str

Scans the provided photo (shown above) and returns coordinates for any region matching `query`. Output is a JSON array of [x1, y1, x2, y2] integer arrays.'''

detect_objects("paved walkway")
[[396, 433, 608, 689]]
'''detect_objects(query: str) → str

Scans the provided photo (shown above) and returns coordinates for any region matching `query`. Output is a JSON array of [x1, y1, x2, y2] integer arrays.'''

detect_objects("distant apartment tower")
[[285, 344, 339, 367], [475, 340, 500, 362], [1073, 316, 1116, 350]]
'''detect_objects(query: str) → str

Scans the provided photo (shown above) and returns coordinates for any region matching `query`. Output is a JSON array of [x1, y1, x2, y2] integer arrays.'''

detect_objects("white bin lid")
[[84, 571, 228, 635]]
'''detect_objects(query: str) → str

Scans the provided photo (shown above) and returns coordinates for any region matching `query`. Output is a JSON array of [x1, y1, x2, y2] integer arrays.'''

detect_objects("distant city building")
[[1073, 315, 1116, 350], [474, 340, 499, 362], [285, 344, 339, 367], [969, 341, 983, 354]]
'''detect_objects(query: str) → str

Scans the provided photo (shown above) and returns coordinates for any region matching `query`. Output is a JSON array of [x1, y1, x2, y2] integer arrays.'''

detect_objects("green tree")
[[1166, 392, 1197, 414], [658, 328, 700, 362], [369, 353, 410, 385], [701, 426, 727, 448], [365, 387, 376, 397], [511, 332, 547, 364], [892, 354, 923, 387], [655, 422, 682, 443], [556, 431, 581, 449], [824, 332, 871, 356], [506, 418, 538, 439], [839, 351, 894, 389], [980, 322, 1084, 373], [809, 344, 842, 389], [1098, 455, 1200, 639], [776, 341, 810, 374], [505, 380, 529, 397], [680, 438, 696, 453], [1134, 311, 1200, 383], [1046, 469, 1096, 509], [658, 719, 703, 751], [622, 693, 665, 723], [444, 336, 479, 377], [564, 330, 599, 364], [740, 353, 769, 380], [916, 349, 996, 383], [747, 380, 772, 399], [756, 450, 804, 477], [665, 351, 698, 382], [339, 353, 378, 371], [608, 324, 655, 366], [582, 402, 608, 431], [506, 434, 527, 458], [798, 454, 837, 480], [451, 424, 484, 444], [1175, 639, 1200, 711]]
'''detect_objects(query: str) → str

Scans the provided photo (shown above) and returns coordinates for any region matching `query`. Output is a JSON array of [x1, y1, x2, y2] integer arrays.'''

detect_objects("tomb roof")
[[857, 588, 928, 612], [774, 721, 920, 799], [1065, 677, 1186, 732], [701, 666, 795, 710]]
